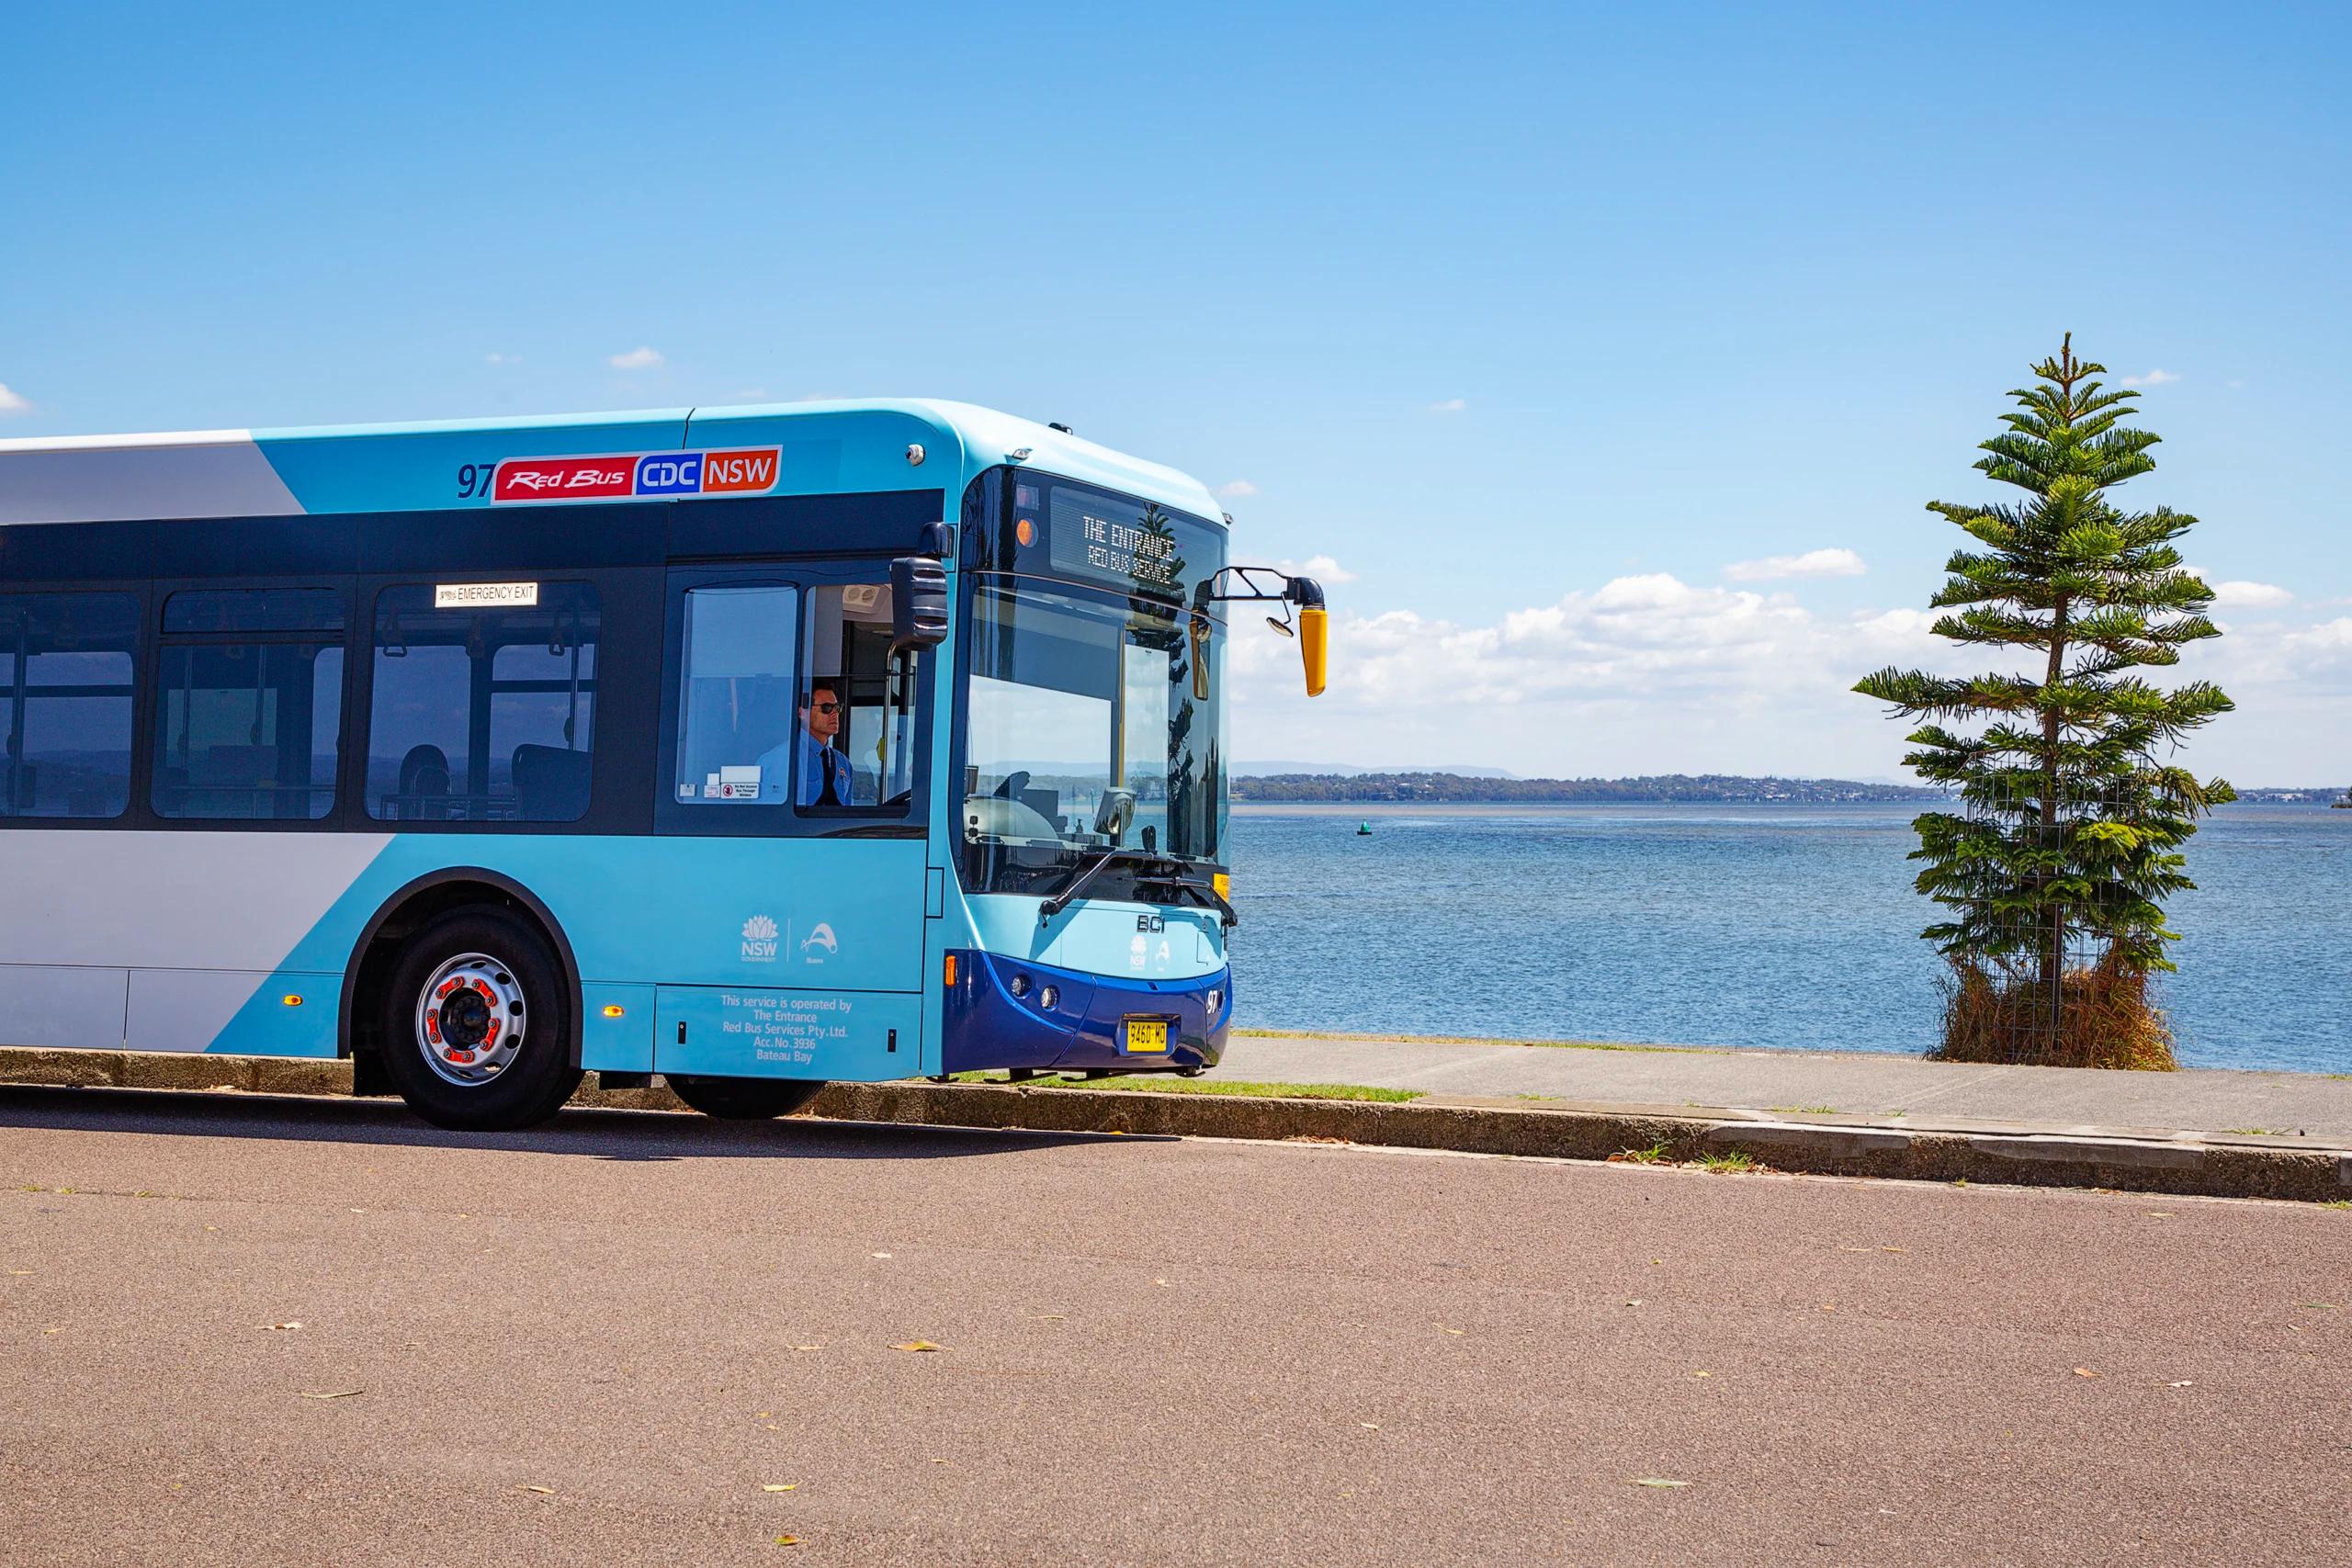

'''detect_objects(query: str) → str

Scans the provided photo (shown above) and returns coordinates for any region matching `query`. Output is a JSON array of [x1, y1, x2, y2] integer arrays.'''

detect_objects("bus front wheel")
[[379, 908, 582, 1131], [665, 1076, 827, 1121]]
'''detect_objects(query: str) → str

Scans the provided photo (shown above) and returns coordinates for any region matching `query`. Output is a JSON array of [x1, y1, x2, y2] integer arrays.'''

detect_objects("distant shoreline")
[[1232, 798, 2346, 817]]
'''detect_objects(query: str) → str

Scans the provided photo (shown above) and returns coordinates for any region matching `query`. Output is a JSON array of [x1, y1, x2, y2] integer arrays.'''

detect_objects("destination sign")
[[1045, 485, 1221, 598]]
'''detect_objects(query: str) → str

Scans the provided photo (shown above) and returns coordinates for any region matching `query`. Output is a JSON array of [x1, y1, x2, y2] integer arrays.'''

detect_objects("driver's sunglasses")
[[810, 701, 842, 715]]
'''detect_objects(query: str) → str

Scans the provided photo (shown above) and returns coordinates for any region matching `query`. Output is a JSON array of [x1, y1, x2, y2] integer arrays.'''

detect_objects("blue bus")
[[0, 401, 1326, 1128]]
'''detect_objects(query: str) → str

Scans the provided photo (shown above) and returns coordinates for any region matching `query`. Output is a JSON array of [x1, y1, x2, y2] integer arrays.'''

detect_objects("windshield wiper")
[[1037, 849, 1176, 923], [1036, 849, 1236, 929]]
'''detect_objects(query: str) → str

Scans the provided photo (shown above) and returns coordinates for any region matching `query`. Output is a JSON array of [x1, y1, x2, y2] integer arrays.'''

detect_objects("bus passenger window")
[[367, 584, 598, 823], [0, 592, 140, 820], [152, 588, 345, 822], [798, 582, 917, 814], [673, 584, 797, 806]]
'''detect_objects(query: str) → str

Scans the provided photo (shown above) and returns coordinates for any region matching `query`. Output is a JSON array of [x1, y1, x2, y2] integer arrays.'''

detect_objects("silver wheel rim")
[[413, 952, 527, 1087]]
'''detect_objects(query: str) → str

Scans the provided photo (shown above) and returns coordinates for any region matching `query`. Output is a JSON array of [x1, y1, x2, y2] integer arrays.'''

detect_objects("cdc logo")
[[634, 454, 705, 496]]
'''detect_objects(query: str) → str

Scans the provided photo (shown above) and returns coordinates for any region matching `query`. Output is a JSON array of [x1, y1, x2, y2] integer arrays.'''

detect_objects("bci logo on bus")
[[492, 446, 781, 503]]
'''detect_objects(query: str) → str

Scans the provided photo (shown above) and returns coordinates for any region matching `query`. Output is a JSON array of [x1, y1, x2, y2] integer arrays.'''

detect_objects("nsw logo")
[[741, 914, 779, 963]]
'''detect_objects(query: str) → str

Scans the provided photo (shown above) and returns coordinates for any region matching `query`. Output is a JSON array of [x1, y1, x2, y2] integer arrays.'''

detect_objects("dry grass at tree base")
[[1933, 958, 2178, 1072]]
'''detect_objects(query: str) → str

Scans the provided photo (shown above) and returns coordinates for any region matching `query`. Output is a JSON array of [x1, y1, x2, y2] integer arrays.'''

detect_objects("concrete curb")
[[4, 1046, 2348, 1205]]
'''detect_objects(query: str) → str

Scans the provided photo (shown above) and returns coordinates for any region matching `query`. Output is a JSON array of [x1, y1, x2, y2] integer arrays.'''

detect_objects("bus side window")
[[152, 588, 345, 822], [799, 582, 916, 813], [367, 584, 599, 823], [0, 592, 140, 820], [673, 584, 797, 806]]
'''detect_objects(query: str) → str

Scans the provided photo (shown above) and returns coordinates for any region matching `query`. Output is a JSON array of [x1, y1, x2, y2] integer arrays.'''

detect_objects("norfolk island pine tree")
[[1856, 335, 2234, 1068]]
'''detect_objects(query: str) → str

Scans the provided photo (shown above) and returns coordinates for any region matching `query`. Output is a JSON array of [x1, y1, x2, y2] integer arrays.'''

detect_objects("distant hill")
[[1231, 772, 1944, 804], [1231, 760, 1519, 779]]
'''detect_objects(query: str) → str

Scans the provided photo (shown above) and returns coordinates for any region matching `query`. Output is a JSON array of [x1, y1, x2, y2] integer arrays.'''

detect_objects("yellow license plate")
[[1125, 1019, 1170, 1054]]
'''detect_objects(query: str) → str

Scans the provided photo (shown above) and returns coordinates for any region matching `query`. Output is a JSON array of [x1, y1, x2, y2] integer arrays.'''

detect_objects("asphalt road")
[[3, 1088, 2348, 1568]]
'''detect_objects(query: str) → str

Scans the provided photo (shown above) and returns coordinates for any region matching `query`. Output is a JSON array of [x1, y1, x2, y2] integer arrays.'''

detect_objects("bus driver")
[[757, 682, 854, 807]]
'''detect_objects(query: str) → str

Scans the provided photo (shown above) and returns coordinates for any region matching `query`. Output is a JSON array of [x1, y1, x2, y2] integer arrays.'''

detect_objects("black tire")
[[665, 1075, 827, 1121], [378, 908, 582, 1131]]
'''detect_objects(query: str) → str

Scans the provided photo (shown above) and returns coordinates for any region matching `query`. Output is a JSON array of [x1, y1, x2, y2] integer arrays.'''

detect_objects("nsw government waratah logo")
[[741, 915, 779, 963]]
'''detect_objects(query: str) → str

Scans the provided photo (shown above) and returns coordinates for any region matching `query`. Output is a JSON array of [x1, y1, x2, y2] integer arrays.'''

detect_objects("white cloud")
[[0, 382, 30, 415], [483, 352, 517, 367], [2211, 581, 2293, 609], [608, 345, 664, 370], [2120, 368, 2180, 387], [1224, 567, 2352, 783], [1426, 398, 1466, 413], [1724, 547, 1867, 582], [1216, 479, 1261, 499], [1272, 555, 1358, 585]]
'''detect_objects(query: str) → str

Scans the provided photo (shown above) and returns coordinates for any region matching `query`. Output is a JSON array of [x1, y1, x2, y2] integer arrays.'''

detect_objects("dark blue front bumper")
[[943, 949, 1232, 1075]]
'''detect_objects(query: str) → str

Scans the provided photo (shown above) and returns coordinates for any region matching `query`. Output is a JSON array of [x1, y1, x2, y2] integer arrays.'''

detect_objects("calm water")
[[1226, 803, 2352, 1074]]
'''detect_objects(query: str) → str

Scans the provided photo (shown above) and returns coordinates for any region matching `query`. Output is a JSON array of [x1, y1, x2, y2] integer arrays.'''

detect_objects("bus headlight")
[[1009, 973, 1032, 998], [1038, 985, 1058, 1011]]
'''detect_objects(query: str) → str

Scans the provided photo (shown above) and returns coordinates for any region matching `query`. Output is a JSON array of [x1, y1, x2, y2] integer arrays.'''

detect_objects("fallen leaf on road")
[[42, 1327, 64, 1335], [870, 1252, 892, 1259], [1440, 1327, 1464, 1336], [1632, 1478, 1691, 1489], [1624, 1299, 1643, 1308], [1034, 1314, 1067, 1322], [1359, 1422, 1379, 1430], [792, 1345, 822, 1352], [6, 1269, 29, 1276], [756, 1412, 771, 1419], [1154, 1279, 1170, 1288], [298, 1389, 366, 1400], [518, 1485, 554, 1495], [2295, 1302, 2340, 1311], [1691, 1371, 1713, 1379], [2073, 1368, 2098, 1379], [762, 1483, 797, 1493], [1881, 1247, 1907, 1254], [266, 1322, 304, 1331], [775, 1535, 801, 1547], [1821, 1303, 1836, 1313], [891, 1341, 944, 1353], [2169, 1381, 2194, 1388], [2145, 1212, 2175, 1218]]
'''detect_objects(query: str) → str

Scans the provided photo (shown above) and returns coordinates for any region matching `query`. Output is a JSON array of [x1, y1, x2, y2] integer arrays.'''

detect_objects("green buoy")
[[1357, 820, 1374, 835]]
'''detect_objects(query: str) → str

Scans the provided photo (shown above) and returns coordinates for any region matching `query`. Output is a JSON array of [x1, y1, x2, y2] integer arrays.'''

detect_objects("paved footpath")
[[1221, 1032, 2352, 1141], [5, 1087, 2349, 1566]]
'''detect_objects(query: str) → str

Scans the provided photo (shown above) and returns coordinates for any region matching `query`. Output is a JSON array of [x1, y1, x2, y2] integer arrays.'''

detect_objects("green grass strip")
[[950, 1072, 1421, 1103]]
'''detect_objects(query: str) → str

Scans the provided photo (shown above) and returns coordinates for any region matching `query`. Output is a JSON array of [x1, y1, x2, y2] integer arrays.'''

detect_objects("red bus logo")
[[493, 456, 637, 502]]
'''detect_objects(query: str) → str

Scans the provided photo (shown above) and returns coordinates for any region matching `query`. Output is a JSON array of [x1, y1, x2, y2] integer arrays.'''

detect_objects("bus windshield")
[[961, 576, 1227, 897]]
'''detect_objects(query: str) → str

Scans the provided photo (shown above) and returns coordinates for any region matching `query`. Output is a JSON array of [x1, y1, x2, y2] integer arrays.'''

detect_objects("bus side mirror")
[[890, 557, 949, 653], [1300, 604, 1327, 698], [1199, 565, 1329, 698], [1287, 576, 1328, 698]]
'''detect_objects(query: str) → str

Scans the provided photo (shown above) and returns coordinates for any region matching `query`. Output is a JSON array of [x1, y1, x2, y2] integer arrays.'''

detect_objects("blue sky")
[[5, 2, 2347, 782]]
